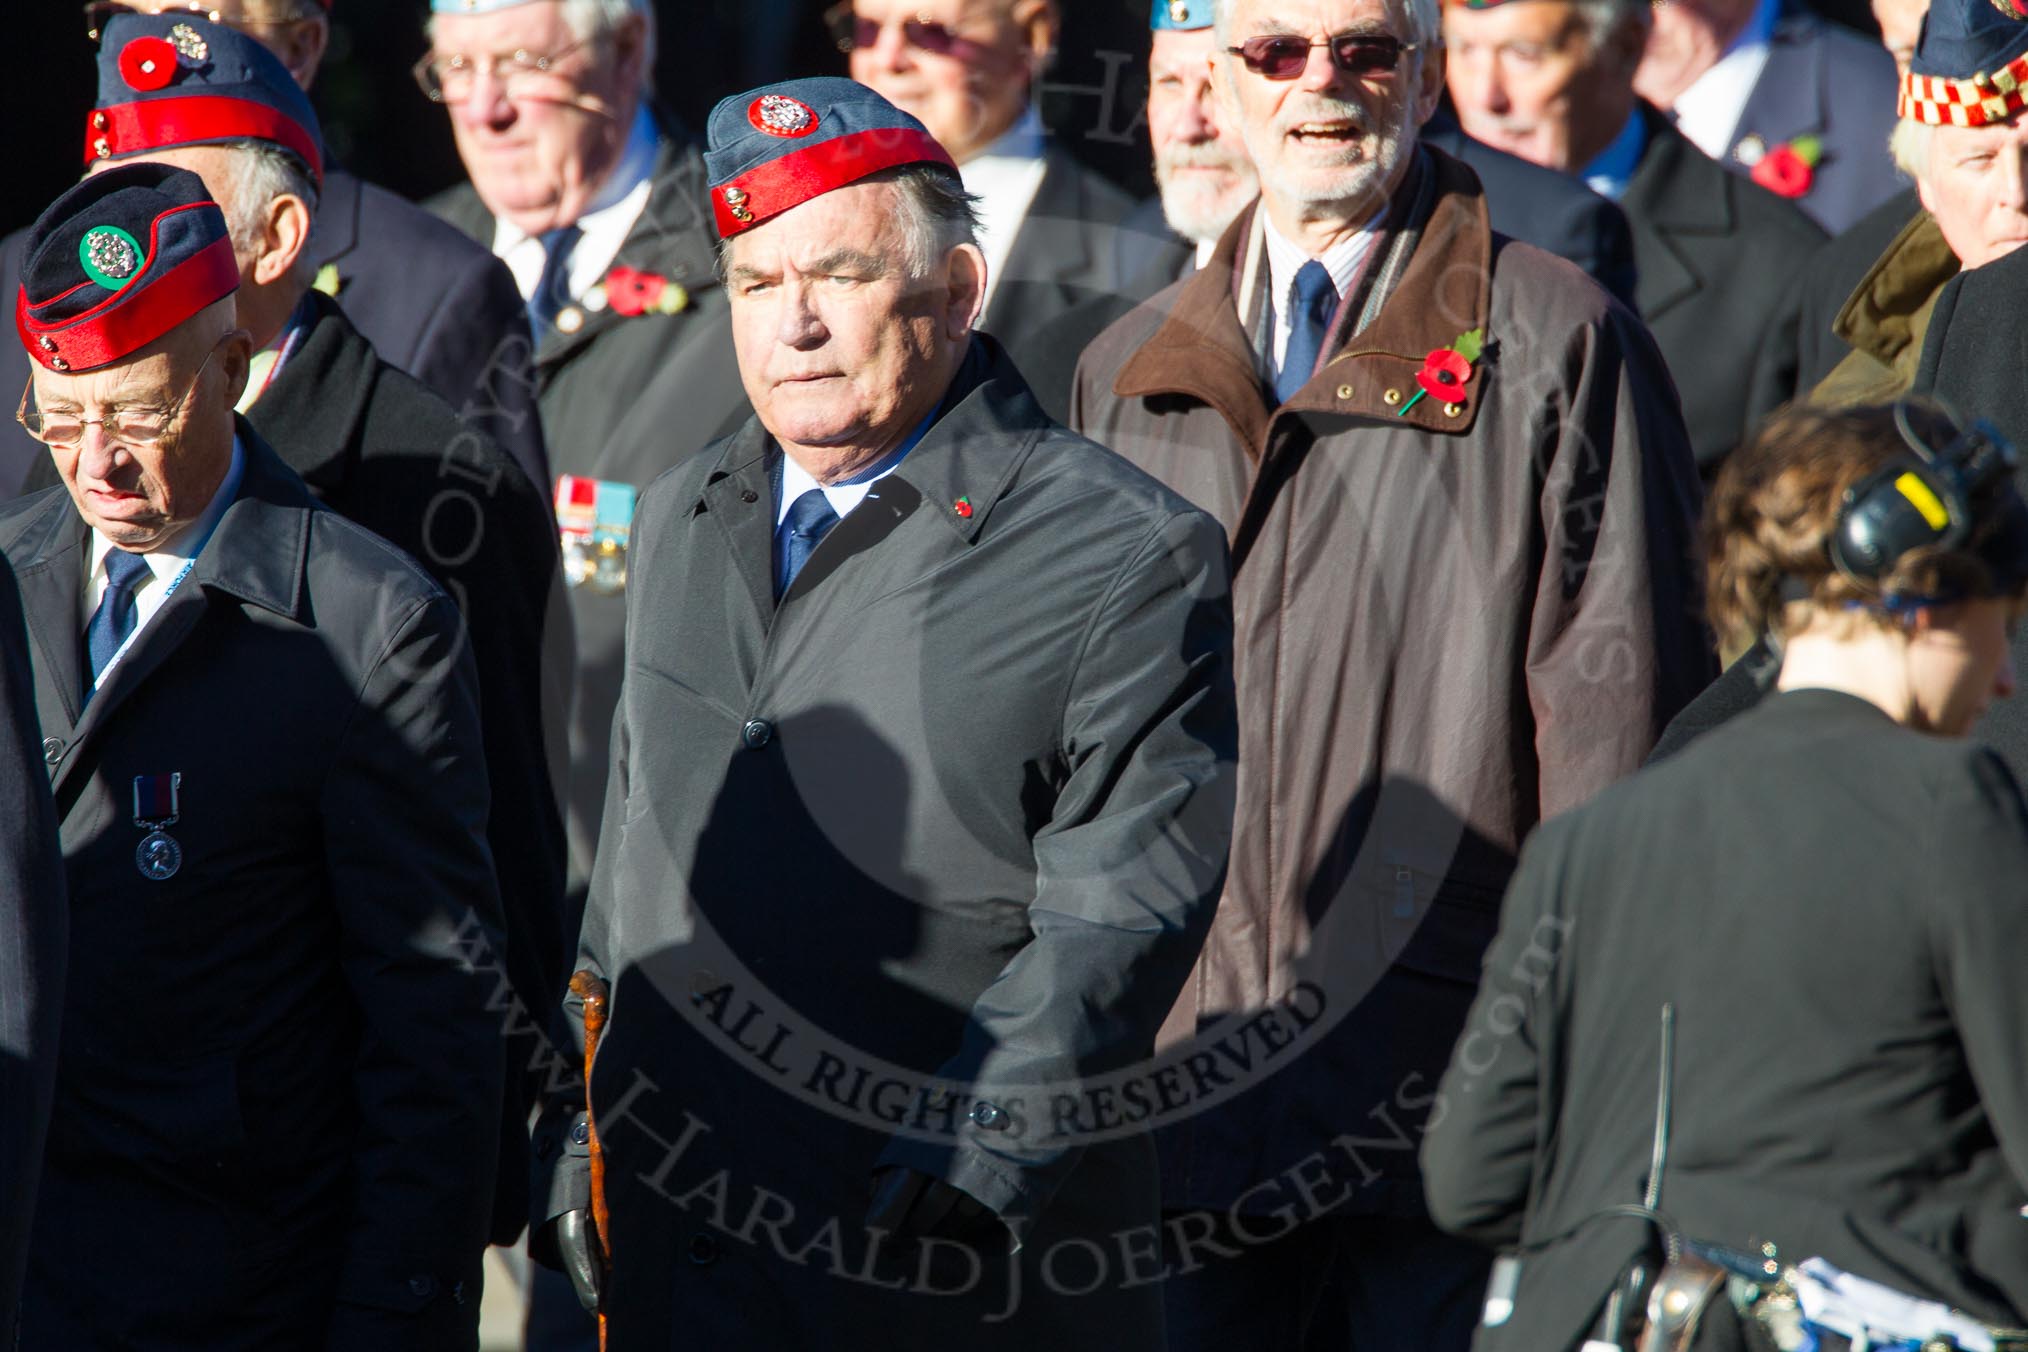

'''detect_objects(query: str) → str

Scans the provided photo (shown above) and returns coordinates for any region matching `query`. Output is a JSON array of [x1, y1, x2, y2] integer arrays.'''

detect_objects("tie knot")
[[785, 487, 839, 539], [103, 547, 150, 591], [1293, 259, 1337, 318]]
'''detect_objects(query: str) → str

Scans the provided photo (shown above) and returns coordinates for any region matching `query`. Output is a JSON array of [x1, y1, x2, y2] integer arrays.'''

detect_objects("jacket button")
[[741, 719, 773, 749], [407, 1274, 436, 1298], [970, 1101, 1009, 1131], [41, 737, 63, 764], [571, 1120, 591, 1146], [688, 1234, 720, 1265], [740, 488, 759, 503]]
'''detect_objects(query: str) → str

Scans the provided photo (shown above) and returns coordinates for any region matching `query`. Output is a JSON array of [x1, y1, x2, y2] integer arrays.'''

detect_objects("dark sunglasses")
[[823, 3, 998, 64], [1226, 33, 1417, 80]]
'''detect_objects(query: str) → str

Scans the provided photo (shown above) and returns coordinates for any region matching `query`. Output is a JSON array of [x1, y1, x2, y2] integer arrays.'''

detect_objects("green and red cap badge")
[[16, 163, 239, 374]]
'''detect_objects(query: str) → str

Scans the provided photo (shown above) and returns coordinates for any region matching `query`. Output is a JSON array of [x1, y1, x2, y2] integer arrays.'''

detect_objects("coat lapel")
[[50, 431, 313, 798], [1730, 17, 1827, 160], [308, 168, 365, 272], [535, 133, 722, 371], [8, 493, 90, 737], [697, 421, 780, 628], [982, 151, 1102, 340], [1622, 107, 1732, 322], [245, 293, 376, 494]]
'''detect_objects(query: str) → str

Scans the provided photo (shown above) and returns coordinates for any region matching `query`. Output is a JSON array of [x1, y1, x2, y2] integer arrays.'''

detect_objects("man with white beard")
[[1070, 0, 1710, 1344]]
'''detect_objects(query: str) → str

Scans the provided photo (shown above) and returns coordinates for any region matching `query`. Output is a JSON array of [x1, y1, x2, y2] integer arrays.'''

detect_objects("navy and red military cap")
[[703, 76, 957, 239], [15, 163, 239, 374], [88, 11, 323, 184], [1900, 0, 2028, 126]]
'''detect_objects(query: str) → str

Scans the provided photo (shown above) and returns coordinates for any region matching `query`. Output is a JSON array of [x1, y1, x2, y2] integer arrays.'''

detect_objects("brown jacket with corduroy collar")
[[1070, 146, 1713, 1219]]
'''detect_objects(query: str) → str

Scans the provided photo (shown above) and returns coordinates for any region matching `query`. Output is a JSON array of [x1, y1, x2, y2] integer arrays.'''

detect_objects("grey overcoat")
[[546, 338, 1238, 1349]]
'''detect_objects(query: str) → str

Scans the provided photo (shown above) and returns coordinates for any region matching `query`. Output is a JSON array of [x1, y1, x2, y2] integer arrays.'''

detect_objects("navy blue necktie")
[[85, 547, 151, 686], [1276, 259, 1338, 405], [528, 224, 583, 337], [776, 488, 840, 599]]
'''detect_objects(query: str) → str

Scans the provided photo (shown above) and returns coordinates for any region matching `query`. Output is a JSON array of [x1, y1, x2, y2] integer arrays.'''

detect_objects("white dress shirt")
[[1670, 0, 1779, 162], [84, 436, 245, 676], [492, 104, 661, 306], [1260, 207, 1381, 375], [958, 105, 1050, 313], [773, 410, 938, 528]]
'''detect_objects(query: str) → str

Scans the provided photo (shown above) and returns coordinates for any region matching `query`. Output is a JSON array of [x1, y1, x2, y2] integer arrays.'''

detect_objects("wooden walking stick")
[[570, 970, 613, 1351]]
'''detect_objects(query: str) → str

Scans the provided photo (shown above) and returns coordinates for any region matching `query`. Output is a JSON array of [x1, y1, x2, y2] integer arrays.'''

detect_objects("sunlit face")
[[431, 0, 642, 236], [1214, 0, 1444, 223], [1444, 0, 1639, 172], [1904, 594, 2023, 735], [1149, 27, 1258, 245], [1918, 117, 2028, 271], [724, 180, 982, 470], [33, 320, 251, 552], [845, 0, 1044, 164]]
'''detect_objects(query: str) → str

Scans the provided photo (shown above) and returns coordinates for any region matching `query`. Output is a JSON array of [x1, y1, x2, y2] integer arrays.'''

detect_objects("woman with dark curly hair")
[[1421, 401, 2028, 1352]]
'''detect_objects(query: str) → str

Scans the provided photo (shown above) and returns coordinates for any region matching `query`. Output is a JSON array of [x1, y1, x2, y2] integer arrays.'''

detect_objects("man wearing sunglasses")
[[835, 0, 1137, 398], [1071, 0, 1709, 1346], [59, 0, 549, 492], [3, 162, 505, 1352], [1444, 0, 1825, 471]]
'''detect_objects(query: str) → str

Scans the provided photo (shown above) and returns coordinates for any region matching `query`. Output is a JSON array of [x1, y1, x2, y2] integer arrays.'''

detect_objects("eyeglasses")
[[83, 0, 316, 42], [16, 341, 222, 449], [411, 38, 589, 104], [1226, 33, 1418, 80], [822, 2, 1000, 65]]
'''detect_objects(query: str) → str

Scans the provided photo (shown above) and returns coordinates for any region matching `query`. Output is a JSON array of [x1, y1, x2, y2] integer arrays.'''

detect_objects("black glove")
[[553, 1208, 605, 1312], [864, 1167, 1007, 1255]]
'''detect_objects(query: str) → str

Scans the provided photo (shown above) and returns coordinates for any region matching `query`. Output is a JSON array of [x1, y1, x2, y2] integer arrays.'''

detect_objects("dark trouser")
[[1160, 1208, 1489, 1352]]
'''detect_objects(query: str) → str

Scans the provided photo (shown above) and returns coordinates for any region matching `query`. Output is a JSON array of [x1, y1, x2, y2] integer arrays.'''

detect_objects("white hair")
[[715, 166, 983, 282], [1212, 0, 1442, 51], [1890, 117, 1932, 179], [426, 0, 656, 93], [219, 140, 320, 295]]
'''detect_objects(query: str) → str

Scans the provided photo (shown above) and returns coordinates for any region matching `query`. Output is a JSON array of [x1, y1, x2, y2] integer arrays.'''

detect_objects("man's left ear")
[[253, 193, 314, 289], [613, 13, 651, 93], [1012, 0, 1058, 80], [944, 242, 988, 339], [217, 327, 256, 409], [1413, 42, 1448, 128], [276, 17, 330, 89]]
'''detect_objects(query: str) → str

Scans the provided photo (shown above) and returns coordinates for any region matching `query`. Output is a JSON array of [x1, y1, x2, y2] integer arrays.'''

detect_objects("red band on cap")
[[18, 233, 239, 373], [713, 127, 957, 237], [86, 95, 323, 185]]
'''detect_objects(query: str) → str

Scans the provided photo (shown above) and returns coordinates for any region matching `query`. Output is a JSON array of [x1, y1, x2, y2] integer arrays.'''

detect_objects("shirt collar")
[[1670, 0, 1780, 159], [90, 433, 246, 589], [488, 105, 657, 267], [1581, 110, 1648, 201], [775, 406, 940, 529], [1260, 206, 1380, 312], [969, 103, 1047, 167]]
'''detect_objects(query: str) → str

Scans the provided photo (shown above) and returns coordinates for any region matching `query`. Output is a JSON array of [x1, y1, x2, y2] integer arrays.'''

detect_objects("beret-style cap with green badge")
[[16, 163, 239, 374]]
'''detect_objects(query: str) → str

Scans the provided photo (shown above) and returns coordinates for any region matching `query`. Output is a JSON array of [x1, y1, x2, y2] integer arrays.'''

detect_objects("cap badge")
[[751, 94, 819, 138], [1169, 0, 1190, 20], [1987, 0, 2028, 20], [119, 35, 180, 91], [723, 186, 755, 222], [168, 22, 210, 64], [80, 225, 143, 290]]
